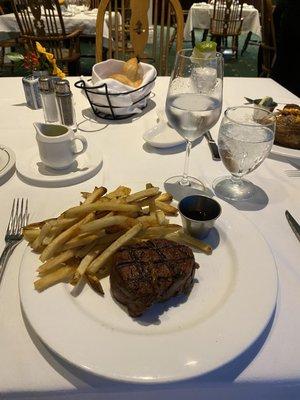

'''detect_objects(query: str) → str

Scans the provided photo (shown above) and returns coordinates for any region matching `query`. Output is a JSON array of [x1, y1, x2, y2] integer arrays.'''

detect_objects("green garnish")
[[192, 41, 217, 59]]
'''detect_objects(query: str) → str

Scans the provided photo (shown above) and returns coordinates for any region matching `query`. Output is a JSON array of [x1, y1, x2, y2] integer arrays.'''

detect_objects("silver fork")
[[0, 198, 29, 285]]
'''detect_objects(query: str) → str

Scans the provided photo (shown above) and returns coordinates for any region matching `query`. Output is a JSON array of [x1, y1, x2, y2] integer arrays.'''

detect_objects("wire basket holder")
[[74, 75, 156, 120]]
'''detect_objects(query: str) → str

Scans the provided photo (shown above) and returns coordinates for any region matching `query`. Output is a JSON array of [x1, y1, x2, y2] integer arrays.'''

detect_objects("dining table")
[[0, 75, 300, 400], [0, 8, 109, 41], [184, 2, 261, 41]]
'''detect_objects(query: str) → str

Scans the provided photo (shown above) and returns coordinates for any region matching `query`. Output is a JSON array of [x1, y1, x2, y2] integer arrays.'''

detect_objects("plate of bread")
[[272, 104, 300, 159]]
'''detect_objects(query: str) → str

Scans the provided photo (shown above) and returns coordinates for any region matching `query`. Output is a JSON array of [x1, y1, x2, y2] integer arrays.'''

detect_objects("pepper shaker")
[[54, 80, 77, 131], [39, 77, 59, 123]]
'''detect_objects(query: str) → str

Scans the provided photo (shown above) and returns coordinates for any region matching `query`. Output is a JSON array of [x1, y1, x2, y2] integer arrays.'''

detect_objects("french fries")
[[87, 223, 143, 274], [63, 201, 141, 218], [80, 215, 130, 233], [23, 184, 213, 296], [40, 213, 95, 262], [34, 265, 77, 292], [166, 230, 213, 255]]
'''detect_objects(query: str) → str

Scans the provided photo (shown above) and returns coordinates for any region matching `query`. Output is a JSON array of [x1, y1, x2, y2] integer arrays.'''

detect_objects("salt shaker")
[[54, 80, 77, 131], [39, 77, 59, 123]]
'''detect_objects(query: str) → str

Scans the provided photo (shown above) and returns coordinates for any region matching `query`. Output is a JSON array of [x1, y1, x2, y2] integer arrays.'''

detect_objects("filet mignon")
[[110, 238, 198, 317]]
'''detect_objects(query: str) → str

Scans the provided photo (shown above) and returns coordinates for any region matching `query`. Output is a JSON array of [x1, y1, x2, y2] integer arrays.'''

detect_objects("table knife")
[[285, 210, 300, 242], [204, 131, 220, 161]]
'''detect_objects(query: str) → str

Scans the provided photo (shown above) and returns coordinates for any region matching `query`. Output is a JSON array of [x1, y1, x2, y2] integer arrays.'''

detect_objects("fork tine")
[[12, 198, 20, 235], [20, 198, 28, 231], [6, 198, 16, 236], [23, 198, 29, 227], [16, 198, 25, 235]]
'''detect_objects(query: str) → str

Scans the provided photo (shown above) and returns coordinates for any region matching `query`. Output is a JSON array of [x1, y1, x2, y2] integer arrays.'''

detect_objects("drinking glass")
[[213, 106, 276, 201], [165, 49, 223, 193]]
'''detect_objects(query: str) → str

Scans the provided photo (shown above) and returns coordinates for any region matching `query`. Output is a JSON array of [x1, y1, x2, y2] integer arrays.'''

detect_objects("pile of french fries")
[[23, 184, 212, 294]]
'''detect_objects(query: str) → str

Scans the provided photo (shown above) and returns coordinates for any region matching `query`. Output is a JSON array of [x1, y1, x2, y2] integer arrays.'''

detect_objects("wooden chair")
[[90, 0, 100, 8], [259, 0, 276, 76], [210, 0, 244, 59], [11, 0, 82, 75], [95, 0, 184, 76], [0, 5, 19, 71]]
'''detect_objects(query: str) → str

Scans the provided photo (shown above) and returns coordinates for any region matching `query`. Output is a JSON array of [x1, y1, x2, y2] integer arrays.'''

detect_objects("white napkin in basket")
[[84, 60, 156, 117]]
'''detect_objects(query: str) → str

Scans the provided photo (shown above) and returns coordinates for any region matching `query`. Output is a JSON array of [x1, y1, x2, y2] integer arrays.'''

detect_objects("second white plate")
[[19, 200, 278, 383], [16, 145, 103, 187], [143, 123, 185, 148], [0, 145, 16, 179]]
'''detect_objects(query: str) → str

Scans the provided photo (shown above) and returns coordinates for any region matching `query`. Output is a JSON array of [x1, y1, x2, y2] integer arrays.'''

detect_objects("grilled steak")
[[110, 239, 198, 317]]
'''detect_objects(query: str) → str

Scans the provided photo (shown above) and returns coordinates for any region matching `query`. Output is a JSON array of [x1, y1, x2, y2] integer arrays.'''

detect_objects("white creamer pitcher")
[[34, 122, 88, 170]]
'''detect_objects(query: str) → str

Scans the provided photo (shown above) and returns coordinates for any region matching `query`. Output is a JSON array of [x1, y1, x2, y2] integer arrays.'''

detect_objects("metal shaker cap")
[[38, 77, 54, 92], [54, 79, 71, 94]]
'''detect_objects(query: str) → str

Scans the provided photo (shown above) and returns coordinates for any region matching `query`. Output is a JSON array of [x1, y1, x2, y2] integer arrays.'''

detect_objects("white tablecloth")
[[0, 76, 300, 399], [0, 10, 108, 38], [184, 3, 261, 40]]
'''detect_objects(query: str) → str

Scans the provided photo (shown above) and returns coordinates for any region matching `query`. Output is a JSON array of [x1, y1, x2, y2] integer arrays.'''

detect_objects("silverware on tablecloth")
[[285, 210, 300, 242], [0, 198, 29, 285], [204, 131, 220, 161]]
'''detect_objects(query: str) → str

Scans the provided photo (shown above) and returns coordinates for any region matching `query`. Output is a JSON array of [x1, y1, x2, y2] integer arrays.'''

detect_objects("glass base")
[[213, 176, 256, 201], [164, 175, 208, 200]]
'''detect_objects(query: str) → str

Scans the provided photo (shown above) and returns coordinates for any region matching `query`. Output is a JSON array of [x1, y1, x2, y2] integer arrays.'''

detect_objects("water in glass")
[[166, 93, 221, 142], [219, 123, 274, 177]]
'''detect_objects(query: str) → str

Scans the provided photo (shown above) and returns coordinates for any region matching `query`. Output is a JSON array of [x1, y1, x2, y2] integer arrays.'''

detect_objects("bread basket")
[[75, 59, 157, 120]]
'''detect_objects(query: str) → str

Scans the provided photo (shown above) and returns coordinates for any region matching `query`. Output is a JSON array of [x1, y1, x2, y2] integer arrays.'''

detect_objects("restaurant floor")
[[0, 33, 259, 78]]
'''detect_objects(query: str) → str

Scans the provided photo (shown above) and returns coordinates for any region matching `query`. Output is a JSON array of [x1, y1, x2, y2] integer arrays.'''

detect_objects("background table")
[[0, 10, 108, 39], [184, 3, 261, 40], [0, 76, 300, 399]]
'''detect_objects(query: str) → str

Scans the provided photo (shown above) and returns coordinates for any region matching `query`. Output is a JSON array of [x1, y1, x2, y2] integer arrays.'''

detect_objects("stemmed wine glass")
[[213, 106, 276, 200], [164, 48, 223, 194]]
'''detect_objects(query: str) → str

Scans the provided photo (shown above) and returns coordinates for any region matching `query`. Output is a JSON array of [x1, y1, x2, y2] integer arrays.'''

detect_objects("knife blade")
[[204, 131, 220, 161], [285, 210, 300, 242]]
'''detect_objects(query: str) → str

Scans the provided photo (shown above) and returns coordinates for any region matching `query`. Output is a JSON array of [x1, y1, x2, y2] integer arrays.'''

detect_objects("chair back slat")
[[121, 0, 126, 58], [152, 0, 158, 58], [95, 0, 183, 75], [260, 0, 276, 75], [108, 2, 113, 58], [129, 0, 149, 58], [165, 2, 171, 74]]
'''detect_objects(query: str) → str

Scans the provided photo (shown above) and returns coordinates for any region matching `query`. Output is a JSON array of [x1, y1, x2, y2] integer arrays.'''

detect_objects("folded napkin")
[[83, 60, 156, 117]]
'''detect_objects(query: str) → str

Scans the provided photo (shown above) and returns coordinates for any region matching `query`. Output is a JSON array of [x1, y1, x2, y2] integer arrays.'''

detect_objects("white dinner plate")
[[16, 145, 103, 187], [143, 123, 185, 148], [0, 145, 16, 179], [271, 144, 300, 160], [19, 200, 278, 383]]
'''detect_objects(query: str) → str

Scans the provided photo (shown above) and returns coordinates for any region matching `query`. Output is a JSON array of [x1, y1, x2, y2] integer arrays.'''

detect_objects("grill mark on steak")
[[110, 239, 198, 317]]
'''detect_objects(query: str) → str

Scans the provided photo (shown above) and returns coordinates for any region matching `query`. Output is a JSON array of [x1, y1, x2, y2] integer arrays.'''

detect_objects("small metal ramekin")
[[178, 195, 222, 239]]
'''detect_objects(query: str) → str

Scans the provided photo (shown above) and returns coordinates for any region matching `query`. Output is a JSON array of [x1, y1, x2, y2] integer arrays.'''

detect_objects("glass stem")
[[180, 140, 192, 186], [230, 175, 244, 186]]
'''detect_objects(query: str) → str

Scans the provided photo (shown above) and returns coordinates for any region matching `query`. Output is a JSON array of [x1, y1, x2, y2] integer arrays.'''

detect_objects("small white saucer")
[[16, 146, 103, 187], [143, 122, 185, 149], [0, 145, 16, 180]]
